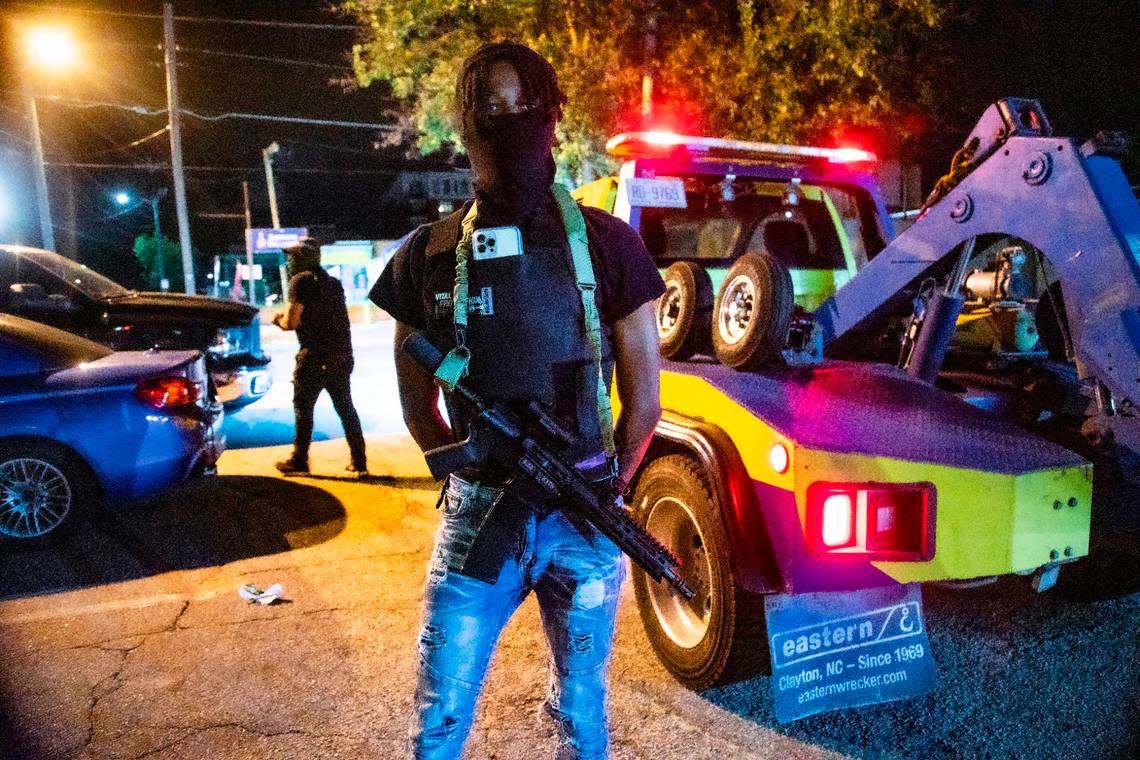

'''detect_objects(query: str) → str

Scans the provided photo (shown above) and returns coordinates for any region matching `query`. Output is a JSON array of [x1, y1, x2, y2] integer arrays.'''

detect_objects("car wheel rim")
[[657, 282, 684, 338], [645, 495, 714, 649], [718, 274, 755, 345], [0, 458, 72, 539]]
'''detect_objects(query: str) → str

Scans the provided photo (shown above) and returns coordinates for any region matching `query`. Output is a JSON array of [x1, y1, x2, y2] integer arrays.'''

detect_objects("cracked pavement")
[[1, 424, 1138, 758]]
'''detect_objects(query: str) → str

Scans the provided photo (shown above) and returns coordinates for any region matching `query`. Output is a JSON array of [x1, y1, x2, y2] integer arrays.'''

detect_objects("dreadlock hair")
[[455, 41, 567, 131]]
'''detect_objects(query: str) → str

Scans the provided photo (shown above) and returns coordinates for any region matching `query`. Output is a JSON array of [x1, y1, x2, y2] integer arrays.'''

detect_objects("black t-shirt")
[[370, 198, 665, 329], [289, 269, 353, 362]]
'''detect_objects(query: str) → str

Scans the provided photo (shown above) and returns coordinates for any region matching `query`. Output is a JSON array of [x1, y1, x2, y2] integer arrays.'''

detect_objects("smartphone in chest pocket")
[[472, 226, 523, 260]]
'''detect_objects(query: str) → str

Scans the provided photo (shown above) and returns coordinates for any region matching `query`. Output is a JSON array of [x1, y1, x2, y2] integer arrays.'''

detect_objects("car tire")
[[631, 454, 769, 690], [0, 442, 97, 545], [657, 262, 714, 360], [711, 253, 794, 370]]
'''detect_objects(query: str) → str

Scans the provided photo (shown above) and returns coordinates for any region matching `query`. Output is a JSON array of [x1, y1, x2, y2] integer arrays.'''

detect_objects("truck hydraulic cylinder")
[[905, 289, 966, 384]]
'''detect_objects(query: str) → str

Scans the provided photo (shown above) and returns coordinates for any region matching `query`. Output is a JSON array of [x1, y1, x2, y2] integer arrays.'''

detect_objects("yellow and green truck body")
[[648, 358, 1091, 594]]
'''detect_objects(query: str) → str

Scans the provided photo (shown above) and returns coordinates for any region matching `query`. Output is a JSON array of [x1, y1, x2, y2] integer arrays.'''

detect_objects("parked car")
[[0, 245, 271, 408], [0, 314, 224, 542]]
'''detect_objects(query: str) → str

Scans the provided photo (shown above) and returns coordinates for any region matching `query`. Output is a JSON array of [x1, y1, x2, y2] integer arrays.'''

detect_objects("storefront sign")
[[396, 171, 473, 201], [246, 228, 308, 253]]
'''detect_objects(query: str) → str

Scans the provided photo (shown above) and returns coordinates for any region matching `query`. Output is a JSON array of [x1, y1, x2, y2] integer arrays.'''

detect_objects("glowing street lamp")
[[20, 23, 80, 253], [114, 192, 130, 207], [23, 26, 78, 71]]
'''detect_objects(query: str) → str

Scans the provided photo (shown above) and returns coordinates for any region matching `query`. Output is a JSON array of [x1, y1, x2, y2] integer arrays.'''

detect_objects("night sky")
[[0, 0, 1136, 287], [0, 0, 445, 285]]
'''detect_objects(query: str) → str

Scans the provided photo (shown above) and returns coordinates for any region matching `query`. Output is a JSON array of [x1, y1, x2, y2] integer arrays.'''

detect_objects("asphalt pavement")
[[0, 321, 1137, 759]]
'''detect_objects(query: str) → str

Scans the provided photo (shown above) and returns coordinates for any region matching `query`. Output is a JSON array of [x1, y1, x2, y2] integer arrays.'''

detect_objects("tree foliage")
[[133, 234, 183, 291], [342, 0, 950, 183]]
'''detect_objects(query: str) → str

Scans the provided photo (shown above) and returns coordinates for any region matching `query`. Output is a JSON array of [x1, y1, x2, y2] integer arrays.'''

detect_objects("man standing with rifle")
[[370, 42, 667, 760]]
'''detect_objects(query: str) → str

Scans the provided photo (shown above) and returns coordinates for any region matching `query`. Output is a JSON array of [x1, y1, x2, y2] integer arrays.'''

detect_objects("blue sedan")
[[0, 315, 224, 542]]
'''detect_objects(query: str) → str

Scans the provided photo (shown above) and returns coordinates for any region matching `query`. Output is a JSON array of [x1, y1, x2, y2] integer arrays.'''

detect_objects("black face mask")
[[465, 110, 556, 222]]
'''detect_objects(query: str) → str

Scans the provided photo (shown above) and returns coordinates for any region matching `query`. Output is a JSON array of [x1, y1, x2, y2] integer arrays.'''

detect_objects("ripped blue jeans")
[[410, 474, 625, 760]]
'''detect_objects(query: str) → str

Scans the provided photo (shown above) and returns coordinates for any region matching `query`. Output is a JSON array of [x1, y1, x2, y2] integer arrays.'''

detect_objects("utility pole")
[[150, 191, 166, 290], [163, 3, 195, 294], [640, 0, 659, 127], [241, 179, 256, 306], [24, 91, 54, 251], [262, 142, 281, 228]]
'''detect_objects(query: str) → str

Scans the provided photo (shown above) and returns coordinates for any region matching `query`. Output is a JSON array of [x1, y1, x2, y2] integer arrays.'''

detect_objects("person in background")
[[274, 236, 367, 477]]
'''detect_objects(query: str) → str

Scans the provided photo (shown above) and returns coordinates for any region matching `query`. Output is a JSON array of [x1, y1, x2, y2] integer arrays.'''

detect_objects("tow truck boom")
[[814, 98, 1140, 451]]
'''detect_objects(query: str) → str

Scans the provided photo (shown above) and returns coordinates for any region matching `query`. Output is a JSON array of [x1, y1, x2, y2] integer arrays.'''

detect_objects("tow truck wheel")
[[711, 253, 794, 370], [657, 262, 714, 360], [631, 454, 769, 689]]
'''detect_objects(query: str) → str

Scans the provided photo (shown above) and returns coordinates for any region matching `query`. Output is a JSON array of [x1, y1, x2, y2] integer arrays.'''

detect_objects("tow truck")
[[572, 97, 1137, 689]]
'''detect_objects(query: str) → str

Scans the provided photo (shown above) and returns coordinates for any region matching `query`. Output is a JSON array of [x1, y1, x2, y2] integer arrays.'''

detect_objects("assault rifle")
[[403, 332, 694, 600]]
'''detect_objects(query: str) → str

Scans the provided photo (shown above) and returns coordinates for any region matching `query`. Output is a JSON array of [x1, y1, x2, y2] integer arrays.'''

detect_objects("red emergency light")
[[805, 482, 935, 561], [641, 131, 688, 147], [828, 147, 877, 164], [606, 132, 878, 164]]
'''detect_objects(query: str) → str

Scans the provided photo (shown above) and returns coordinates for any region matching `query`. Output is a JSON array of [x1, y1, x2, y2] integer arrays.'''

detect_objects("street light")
[[114, 189, 169, 291], [19, 22, 80, 252], [23, 26, 78, 71]]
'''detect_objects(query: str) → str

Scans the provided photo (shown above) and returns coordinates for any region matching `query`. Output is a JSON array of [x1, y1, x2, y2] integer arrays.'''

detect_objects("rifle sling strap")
[[433, 202, 480, 392]]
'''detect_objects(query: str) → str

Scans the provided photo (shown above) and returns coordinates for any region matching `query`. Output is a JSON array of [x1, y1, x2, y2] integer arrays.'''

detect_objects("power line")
[[180, 109, 397, 131], [35, 110, 119, 205], [44, 161, 402, 176], [0, 125, 32, 146], [37, 95, 167, 117], [176, 47, 353, 73], [8, 3, 359, 30], [0, 100, 29, 118], [35, 96, 398, 131], [78, 125, 170, 158]]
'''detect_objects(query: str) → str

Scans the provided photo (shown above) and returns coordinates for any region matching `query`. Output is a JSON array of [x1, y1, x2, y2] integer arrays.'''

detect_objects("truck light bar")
[[606, 131, 877, 164]]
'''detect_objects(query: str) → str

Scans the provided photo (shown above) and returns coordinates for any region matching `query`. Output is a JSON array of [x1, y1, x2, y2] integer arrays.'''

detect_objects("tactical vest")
[[419, 187, 615, 475]]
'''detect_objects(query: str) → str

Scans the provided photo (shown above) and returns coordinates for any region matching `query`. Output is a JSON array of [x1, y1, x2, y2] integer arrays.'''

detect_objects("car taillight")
[[135, 376, 199, 409], [806, 482, 935, 561]]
